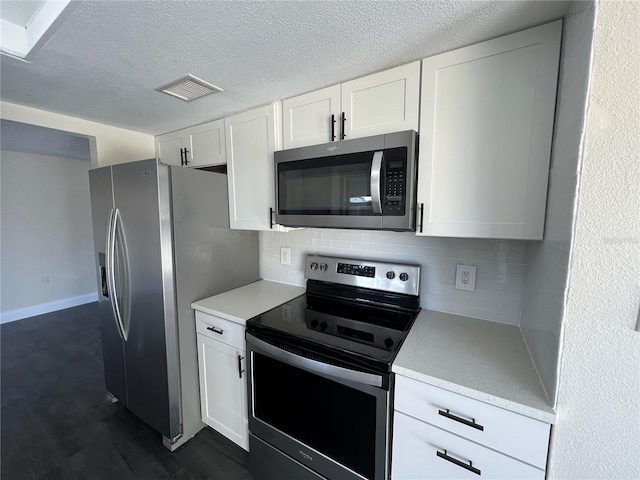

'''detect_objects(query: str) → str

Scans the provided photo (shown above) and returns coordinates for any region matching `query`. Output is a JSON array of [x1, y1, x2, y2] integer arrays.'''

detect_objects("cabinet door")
[[282, 85, 341, 148], [225, 103, 281, 230], [187, 119, 226, 167], [197, 333, 248, 451], [417, 21, 561, 239], [156, 130, 184, 166], [341, 61, 420, 140], [392, 412, 544, 480]]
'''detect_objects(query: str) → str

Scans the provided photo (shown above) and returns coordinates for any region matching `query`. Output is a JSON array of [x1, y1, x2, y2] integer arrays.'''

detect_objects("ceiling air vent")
[[157, 74, 223, 101]]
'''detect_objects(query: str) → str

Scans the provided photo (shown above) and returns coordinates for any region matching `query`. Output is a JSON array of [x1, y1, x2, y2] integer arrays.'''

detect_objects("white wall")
[[548, 1, 640, 477], [520, 1, 595, 404], [261, 229, 527, 325], [0, 101, 155, 167], [0, 151, 96, 320]]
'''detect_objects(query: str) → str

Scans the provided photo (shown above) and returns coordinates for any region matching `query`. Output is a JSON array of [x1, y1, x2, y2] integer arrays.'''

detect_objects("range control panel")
[[305, 254, 421, 296], [336, 263, 376, 278]]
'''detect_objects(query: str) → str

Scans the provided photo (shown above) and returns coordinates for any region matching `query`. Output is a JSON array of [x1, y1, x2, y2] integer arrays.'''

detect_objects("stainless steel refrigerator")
[[89, 158, 259, 450]]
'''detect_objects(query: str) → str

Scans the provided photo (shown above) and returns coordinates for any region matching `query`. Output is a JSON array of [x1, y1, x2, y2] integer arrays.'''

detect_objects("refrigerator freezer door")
[[111, 159, 181, 440], [89, 167, 128, 405]]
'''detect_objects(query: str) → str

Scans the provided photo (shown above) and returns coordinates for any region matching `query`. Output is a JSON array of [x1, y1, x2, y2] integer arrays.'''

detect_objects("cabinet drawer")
[[195, 311, 245, 349], [392, 411, 544, 480], [394, 376, 550, 468]]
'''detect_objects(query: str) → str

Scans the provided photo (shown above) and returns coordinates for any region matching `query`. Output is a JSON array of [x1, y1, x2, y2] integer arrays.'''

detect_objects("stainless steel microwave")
[[275, 130, 418, 231]]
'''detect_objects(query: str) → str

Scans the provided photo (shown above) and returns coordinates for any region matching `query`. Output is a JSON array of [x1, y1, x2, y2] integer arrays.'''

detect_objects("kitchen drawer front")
[[195, 311, 244, 349], [392, 411, 544, 480], [394, 375, 550, 468]]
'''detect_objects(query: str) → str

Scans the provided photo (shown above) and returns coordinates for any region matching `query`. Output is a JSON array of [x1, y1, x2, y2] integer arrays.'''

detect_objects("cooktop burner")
[[246, 254, 421, 373]]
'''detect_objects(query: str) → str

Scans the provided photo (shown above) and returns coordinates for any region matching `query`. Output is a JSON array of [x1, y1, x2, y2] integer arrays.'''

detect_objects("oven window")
[[278, 153, 375, 216], [253, 352, 377, 480]]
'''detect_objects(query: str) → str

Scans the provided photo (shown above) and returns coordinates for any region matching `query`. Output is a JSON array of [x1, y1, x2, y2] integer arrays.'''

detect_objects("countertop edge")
[[392, 362, 556, 424], [191, 280, 306, 326], [191, 306, 246, 326]]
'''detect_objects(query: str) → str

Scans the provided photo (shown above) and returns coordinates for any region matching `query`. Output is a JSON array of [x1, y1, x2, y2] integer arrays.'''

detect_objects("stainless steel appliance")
[[89, 159, 259, 450], [246, 254, 421, 480], [274, 130, 418, 231]]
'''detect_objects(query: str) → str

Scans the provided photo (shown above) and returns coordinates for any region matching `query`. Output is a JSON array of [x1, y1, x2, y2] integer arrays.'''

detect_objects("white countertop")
[[191, 280, 306, 326], [393, 310, 556, 424]]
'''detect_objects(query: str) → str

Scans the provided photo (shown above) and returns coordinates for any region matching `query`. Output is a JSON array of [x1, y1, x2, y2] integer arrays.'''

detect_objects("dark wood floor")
[[1, 303, 251, 480]]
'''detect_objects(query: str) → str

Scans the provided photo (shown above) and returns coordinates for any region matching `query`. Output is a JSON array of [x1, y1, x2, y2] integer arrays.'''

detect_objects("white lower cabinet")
[[196, 312, 248, 451], [392, 375, 551, 479], [392, 412, 543, 480]]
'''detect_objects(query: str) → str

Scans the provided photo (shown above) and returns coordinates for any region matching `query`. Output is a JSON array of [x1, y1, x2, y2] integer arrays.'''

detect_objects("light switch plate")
[[455, 265, 476, 291]]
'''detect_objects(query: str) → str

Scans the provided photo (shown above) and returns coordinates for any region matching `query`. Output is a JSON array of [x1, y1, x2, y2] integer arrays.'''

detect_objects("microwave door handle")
[[370, 151, 384, 214]]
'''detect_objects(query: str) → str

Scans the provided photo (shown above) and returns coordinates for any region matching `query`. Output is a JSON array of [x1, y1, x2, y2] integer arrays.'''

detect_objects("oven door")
[[246, 333, 390, 480]]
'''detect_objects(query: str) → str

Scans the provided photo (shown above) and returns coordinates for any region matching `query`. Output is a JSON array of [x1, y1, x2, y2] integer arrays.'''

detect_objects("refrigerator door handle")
[[112, 208, 130, 341], [106, 208, 126, 341]]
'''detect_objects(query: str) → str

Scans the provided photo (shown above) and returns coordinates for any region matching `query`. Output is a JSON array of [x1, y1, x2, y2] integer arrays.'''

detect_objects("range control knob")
[[399, 273, 409, 282], [385, 338, 394, 348], [310, 319, 319, 329], [310, 262, 319, 270], [386, 271, 396, 280], [320, 321, 328, 331], [319, 263, 328, 271]]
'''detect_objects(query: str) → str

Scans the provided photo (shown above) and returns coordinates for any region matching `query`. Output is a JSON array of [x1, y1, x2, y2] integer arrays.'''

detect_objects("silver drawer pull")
[[438, 408, 484, 431], [436, 449, 481, 476], [206, 326, 224, 335]]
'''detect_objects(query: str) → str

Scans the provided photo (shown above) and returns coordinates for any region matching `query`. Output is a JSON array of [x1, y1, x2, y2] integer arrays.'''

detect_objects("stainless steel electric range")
[[246, 254, 421, 480]]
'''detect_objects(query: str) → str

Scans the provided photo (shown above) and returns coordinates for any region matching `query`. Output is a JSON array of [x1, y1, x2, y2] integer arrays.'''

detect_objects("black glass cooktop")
[[246, 283, 420, 373]]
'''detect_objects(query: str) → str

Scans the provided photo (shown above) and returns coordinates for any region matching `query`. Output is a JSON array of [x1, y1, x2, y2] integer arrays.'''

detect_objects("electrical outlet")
[[280, 247, 291, 266], [455, 265, 476, 291]]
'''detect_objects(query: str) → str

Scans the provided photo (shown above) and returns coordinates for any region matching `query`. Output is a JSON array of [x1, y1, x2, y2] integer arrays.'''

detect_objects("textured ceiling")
[[0, 1, 568, 136]]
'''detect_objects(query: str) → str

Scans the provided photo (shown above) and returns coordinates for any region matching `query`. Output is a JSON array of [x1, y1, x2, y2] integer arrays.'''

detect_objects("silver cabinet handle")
[[206, 326, 224, 335], [436, 449, 481, 476], [370, 151, 384, 214]]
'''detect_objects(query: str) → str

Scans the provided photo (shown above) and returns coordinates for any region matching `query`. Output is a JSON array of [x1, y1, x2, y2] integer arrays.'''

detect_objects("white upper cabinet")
[[282, 62, 420, 149], [282, 85, 341, 149], [416, 21, 562, 240], [187, 120, 226, 167], [341, 61, 421, 140], [155, 119, 226, 167], [155, 130, 185, 166], [225, 103, 282, 231]]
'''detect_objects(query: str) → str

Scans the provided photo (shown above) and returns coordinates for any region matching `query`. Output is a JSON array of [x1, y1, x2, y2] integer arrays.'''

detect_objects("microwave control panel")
[[383, 150, 406, 216]]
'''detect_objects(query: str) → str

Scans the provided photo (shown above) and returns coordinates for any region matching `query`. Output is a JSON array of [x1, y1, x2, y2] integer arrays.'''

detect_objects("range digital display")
[[337, 262, 376, 278]]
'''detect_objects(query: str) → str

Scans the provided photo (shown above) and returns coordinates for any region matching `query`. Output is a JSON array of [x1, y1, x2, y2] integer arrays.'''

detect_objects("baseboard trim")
[[0, 292, 98, 324]]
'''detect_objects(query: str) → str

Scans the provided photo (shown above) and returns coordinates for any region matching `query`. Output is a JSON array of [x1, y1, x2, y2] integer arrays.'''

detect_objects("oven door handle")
[[247, 334, 383, 388]]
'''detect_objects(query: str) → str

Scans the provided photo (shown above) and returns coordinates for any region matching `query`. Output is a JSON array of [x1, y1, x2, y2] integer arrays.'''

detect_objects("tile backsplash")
[[260, 229, 528, 325]]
